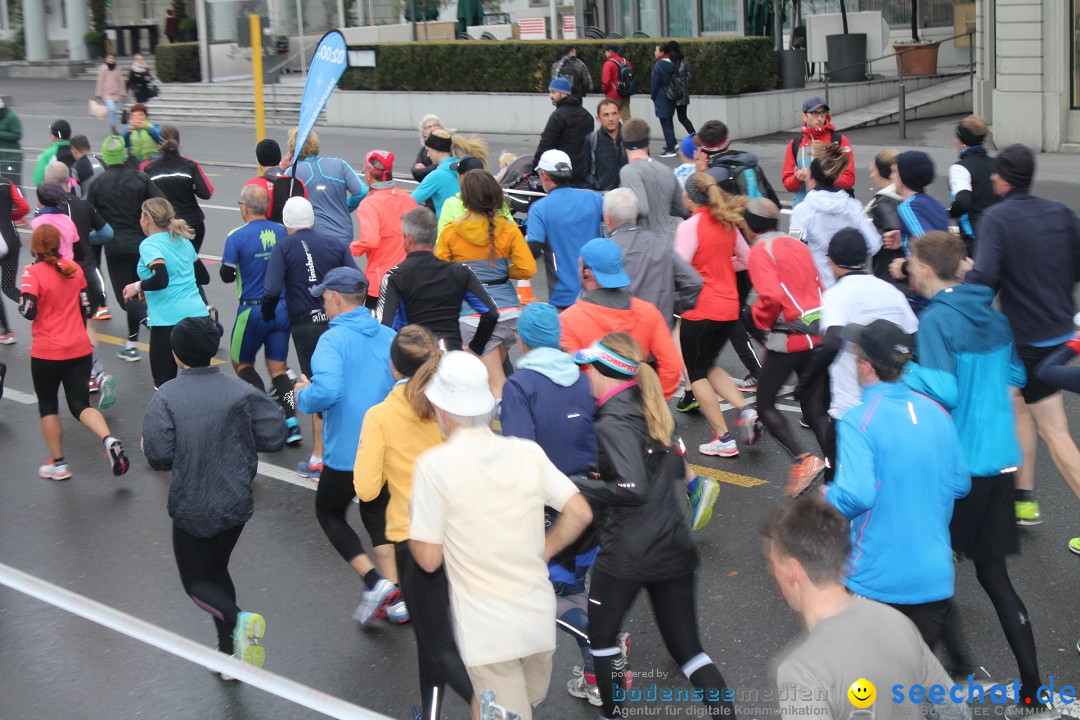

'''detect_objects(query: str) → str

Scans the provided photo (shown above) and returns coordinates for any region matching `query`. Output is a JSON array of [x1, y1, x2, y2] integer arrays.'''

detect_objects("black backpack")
[[614, 58, 637, 97], [555, 57, 581, 96], [269, 175, 307, 225]]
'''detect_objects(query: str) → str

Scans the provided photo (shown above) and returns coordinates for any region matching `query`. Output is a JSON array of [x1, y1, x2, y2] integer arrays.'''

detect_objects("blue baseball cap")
[[679, 133, 697, 159], [310, 266, 368, 297], [549, 77, 573, 94], [580, 238, 631, 289]]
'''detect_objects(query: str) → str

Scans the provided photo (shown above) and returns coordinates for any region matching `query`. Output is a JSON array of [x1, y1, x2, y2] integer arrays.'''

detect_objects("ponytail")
[[596, 332, 675, 445], [686, 172, 746, 227], [393, 325, 443, 422], [405, 353, 441, 421], [168, 217, 195, 240], [809, 143, 849, 185], [451, 134, 490, 166], [30, 224, 77, 279], [142, 197, 194, 240]]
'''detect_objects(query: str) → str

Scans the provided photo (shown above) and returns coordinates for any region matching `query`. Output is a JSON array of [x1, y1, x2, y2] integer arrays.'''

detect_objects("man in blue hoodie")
[[903, 232, 1054, 715], [500, 301, 609, 706], [825, 318, 969, 650], [293, 267, 403, 627]]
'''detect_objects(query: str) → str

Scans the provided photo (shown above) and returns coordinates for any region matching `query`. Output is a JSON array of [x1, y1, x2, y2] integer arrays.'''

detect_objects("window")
[[1074, 0, 1080, 106], [800, 0, 959, 28], [701, 0, 738, 32], [667, 0, 695, 36], [638, 0, 660, 36], [142, 0, 154, 21]]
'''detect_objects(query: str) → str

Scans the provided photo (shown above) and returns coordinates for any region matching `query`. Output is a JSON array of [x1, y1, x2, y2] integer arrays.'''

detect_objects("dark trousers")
[[395, 542, 474, 717], [676, 104, 695, 135], [757, 348, 830, 460], [888, 598, 950, 649], [149, 324, 177, 388], [658, 116, 677, 153], [316, 467, 390, 562], [31, 354, 93, 418], [173, 522, 244, 654], [104, 252, 146, 340], [0, 230, 19, 332]]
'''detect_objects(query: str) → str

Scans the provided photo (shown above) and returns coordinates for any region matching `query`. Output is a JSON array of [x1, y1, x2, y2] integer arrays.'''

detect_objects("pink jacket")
[[95, 64, 126, 101], [31, 213, 80, 261]]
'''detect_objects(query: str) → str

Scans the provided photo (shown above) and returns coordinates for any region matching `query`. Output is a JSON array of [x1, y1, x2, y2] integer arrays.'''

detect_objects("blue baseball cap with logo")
[[310, 266, 368, 297], [580, 238, 631, 289]]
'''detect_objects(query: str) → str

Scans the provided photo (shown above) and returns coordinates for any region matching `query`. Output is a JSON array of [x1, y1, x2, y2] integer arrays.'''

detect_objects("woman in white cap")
[[571, 332, 734, 720]]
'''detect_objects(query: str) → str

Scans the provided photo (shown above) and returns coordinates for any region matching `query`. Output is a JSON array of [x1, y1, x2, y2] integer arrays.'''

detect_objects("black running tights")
[[675, 105, 695, 135], [149, 324, 178, 388], [395, 542, 474, 718], [104, 252, 146, 341], [757, 349, 830, 460], [316, 466, 391, 562], [0, 231, 20, 331], [589, 570, 733, 718], [976, 559, 1042, 699], [173, 522, 244, 654], [731, 270, 765, 379]]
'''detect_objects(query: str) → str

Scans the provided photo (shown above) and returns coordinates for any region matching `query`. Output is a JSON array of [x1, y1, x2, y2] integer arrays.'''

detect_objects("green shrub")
[[339, 37, 778, 96], [156, 42, 200, 83]]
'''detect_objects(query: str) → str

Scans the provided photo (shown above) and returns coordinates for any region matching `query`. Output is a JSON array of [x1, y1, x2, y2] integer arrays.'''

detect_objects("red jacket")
[[602, 55, 629, 100], [747, 232, 824, 353], [350, 186, 417, 298], [781, 119, 856, 193], [675, 209, 740, 322]]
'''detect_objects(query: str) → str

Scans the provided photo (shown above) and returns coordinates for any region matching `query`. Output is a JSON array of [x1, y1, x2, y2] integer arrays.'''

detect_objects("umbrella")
[[457, 0, 485, 35]]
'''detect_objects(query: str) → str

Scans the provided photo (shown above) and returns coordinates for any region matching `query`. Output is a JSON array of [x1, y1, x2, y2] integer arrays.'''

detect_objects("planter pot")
[[826, 33, 867, 83], [894, 41, 939, 76], [85, 41, 105, 59], [779, 48, 807, 89], [180, 29, 197, 42]]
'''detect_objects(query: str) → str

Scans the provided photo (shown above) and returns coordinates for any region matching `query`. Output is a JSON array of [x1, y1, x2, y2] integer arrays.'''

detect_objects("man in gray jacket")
[[603, 187, 701, 328], [143, 316, 287, 676]]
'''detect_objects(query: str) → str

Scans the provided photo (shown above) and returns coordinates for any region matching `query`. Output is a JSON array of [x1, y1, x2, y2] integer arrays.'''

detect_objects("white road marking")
[[3, 388, 36, 405]]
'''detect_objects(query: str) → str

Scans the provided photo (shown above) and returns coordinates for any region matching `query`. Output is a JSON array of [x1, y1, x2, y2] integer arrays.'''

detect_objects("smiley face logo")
[[847, 678, 876, 708]]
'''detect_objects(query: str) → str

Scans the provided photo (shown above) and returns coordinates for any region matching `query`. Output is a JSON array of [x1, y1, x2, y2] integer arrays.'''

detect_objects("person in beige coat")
[[95, 53, 126, 133]]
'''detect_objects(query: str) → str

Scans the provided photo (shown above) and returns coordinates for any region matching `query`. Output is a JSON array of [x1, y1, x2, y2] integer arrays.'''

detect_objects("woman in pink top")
[[674, 172, 762, 458], [31, 181, 79, 261]]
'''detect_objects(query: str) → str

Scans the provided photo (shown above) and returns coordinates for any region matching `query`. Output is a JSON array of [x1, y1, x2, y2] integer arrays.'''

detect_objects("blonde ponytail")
[[598, 332, 675, 445], [450, 134, 490, 166], [142, 197, 195, 241], [686, 172, 746, 227], [393, 325, 443, 422]]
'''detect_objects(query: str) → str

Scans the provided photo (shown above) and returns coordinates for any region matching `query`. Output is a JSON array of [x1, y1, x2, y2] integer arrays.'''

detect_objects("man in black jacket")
[[87, 134, 163, 362], [533, 77, 594, 189], [377, 207, 498, 353], [948, 115, 998, 257], [580, 99, 626, 192]]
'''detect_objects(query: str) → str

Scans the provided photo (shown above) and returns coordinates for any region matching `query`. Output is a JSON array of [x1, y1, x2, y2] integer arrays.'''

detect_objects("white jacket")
[[788, 188, 882, 288]]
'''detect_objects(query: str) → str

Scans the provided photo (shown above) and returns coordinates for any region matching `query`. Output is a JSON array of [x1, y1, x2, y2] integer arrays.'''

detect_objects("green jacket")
[[34, 141, 70, 185], [436, 193, 514, 237], [0, 108, 21, 151]]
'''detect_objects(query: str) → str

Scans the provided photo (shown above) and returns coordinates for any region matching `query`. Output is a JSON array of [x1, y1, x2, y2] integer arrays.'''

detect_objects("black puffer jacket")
[[533, 95, 594, 186], [573, 387, 697, 581], [144, 151, 214, 225]]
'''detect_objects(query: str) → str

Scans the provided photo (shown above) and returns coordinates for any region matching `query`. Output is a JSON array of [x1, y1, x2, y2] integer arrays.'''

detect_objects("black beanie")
[[995, 144, 1035, 189], [255, 139, 282, 167], [171, 316, 221, 368], [895, 151, 934, 193]]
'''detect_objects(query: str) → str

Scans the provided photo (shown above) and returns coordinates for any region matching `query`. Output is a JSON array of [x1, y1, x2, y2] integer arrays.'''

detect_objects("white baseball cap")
[[424, 351, 496, 417], [282, 196, 315, 229], [536, 149, 572, 174]]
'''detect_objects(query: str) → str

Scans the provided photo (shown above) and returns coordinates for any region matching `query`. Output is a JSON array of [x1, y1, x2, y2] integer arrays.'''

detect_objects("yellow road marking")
[[93, 331, 226, 366], [690, 463, 769, 488]]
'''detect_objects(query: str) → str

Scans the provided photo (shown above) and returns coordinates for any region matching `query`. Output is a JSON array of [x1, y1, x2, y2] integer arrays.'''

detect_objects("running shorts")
[[1018, 343, 1062, 404], [290, 320, 329, 379], [231, 301, 291, 365], [950, 471, 1020, 561], [679, 318, 737, 383]]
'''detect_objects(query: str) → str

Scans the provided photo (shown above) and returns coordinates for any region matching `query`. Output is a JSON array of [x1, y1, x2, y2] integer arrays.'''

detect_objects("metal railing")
[[822, 28, 976, 139]]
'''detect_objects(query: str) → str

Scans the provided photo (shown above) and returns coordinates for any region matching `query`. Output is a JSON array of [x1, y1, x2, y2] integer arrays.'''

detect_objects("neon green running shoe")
[[232, 611, 266, 668], [688, 476, 719, 531], [1068, 537, 1080, 555], [1015, 500, 1042, 526]]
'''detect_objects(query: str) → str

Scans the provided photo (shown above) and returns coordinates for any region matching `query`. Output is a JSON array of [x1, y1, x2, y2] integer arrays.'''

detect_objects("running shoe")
[[617, 631, 632, 663], [39, 460, 72, 480], [688, 476, 720, 531], [386, 599, 410, 625], [734, 374, 757, 393], [567, 668, 602, 706], [798, 415, 810, 429], [1015, 500, 1042, 526], [353, 579, 402, 627], [92, 307, 112, 320], [232, 611, 266, 668], [734, 406, 765, 446], [658, 149, 678, 158], [1068, 537, 1080, 555], [676, 389, 699, 413], [0, 332, 15, 345], [699, 432, 738, 458], [1004, 701, 1059, 720], [88, 374, 101, 393], [784, 454, 826, 498], [296, 459, 322, 480], [217, 663, 238, 682], [98, 375, 117, 411], [285, 416, 303, 446], [105, 437, 129, 476], [116, 347, 141, 362]]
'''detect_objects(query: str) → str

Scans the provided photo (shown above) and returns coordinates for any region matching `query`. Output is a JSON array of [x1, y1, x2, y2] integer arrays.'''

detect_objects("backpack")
[[614, 58, 637, 97], [555, 57, 581, 96], [665, 60, 689, 102], [710, 156, 779, 204], [269, 175, 307, 225]]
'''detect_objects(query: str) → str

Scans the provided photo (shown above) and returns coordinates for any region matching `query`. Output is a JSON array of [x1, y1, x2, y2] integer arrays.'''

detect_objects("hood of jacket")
[[875, 183, 901, 201], [328, 306, 382, 336], [802, 187, 860, 216], [451, 215, 510, 246], [932, 283, 997, 325], [800, 118, 837, 140], [556, 94, 583, 109], [707, 149, 760, 168], [515, 346, 581, 387]]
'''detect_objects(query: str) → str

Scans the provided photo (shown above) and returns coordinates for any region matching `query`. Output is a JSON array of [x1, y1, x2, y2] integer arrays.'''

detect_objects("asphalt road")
[[1, 77, 1079, 719]]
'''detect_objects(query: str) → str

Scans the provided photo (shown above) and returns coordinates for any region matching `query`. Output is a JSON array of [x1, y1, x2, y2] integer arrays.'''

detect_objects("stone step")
[[829, 75, 972, 130]]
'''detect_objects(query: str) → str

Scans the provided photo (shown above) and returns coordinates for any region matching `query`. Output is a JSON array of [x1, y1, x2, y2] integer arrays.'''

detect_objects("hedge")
[[339, 37, 778, 96], [156, 42, 200, 83]]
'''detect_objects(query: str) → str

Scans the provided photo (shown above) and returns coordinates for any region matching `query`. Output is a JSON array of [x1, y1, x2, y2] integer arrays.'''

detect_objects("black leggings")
[[316, 466, 391, 562], [149, 324, 178, 388], [104, 252, 146, 341], [31, 354, 93, 418], [757, 349, 830, 459], [589, 570, 733, 718], [675, 104, 695, 135], [173, 522, 244, 654], [680, 319, 737, 383], [395, 542, 474, 717], [0, 231, 20, 332]]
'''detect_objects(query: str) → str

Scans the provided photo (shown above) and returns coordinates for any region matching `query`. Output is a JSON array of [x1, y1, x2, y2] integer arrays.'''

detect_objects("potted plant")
[[893, 0, 939, 75], [775, 0, 806, 89], [84, 30, 105, 59], [179, 16, 198, 42], [825, 0, 867, 83]]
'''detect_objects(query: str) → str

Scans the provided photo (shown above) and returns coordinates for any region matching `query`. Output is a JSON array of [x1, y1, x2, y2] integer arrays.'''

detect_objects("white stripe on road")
[[3, 388, 36, 405], [257, 460, 318, 491]]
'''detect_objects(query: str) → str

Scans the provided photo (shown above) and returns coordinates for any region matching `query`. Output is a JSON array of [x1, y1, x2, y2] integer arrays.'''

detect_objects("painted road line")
[[257, 460, 319, 491], [203, 204, 242, 213], [3, 388, 36, 405], [93, 332, 226, 367], [690, 464, 769, 488], [200, 253, 223, 262]]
